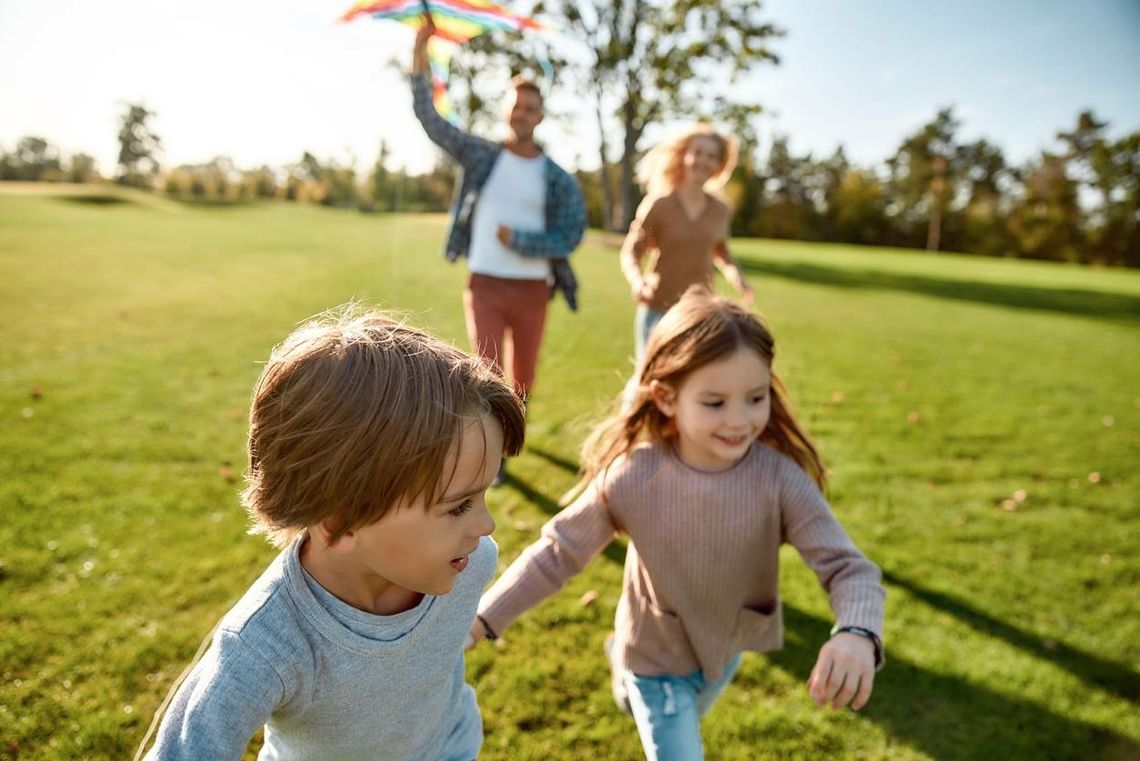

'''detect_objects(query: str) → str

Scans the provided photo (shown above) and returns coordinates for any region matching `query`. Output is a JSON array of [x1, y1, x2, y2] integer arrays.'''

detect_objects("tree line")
[[3, 101, 1135, 266]]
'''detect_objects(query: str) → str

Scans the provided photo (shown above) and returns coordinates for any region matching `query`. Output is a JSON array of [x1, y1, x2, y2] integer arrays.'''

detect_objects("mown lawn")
[[1, 184, 1137, 760]]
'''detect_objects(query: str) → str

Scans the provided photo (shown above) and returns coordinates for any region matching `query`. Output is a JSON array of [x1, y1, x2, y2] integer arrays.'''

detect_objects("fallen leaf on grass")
[[579, 590, 598, 607], [1087, 471, 1101, 484]]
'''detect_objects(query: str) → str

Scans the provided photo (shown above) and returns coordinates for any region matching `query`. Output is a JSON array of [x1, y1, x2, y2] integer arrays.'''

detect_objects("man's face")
[[505, 87, 544, 142]]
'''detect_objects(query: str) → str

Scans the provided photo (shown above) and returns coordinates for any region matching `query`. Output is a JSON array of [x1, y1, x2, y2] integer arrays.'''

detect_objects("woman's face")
[[682, 135, 724, 187]]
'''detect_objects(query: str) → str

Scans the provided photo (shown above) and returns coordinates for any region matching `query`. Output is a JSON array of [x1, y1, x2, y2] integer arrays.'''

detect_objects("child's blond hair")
[[242, 308, 525, 547]]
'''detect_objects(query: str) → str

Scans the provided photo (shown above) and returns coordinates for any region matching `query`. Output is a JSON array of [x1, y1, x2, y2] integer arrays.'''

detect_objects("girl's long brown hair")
[[578, 287, 825, 494]]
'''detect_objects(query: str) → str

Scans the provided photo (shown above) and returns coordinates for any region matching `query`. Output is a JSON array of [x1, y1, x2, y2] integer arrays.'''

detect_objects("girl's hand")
[[807, 632, 876, 710], [464, 617, 490, 650]]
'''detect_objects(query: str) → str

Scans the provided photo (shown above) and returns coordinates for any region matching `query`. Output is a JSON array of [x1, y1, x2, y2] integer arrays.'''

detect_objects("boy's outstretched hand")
[[807, 632, 876, 710]]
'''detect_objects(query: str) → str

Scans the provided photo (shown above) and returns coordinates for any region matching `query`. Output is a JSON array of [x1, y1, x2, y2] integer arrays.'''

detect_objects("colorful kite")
[[341, 0, 544, 122]]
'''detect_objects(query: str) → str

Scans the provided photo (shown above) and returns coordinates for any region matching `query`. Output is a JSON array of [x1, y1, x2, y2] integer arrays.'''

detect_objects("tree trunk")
[[926, 157, 947, 251], [595, 91, 616, 231]]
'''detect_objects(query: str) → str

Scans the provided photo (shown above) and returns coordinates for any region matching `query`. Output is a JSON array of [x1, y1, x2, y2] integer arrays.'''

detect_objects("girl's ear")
[[649, 380, 676, 417]]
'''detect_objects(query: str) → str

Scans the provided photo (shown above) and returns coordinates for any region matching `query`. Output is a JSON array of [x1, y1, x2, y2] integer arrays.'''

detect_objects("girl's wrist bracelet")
[[830, 624, 884, 671]]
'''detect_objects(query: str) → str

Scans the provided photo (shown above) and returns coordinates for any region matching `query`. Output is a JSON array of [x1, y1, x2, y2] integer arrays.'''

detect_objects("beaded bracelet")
[[830, 624, 884, 671]]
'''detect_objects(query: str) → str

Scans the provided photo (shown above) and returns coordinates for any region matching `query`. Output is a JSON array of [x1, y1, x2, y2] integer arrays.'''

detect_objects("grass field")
[[1, 184, 1137, 760]]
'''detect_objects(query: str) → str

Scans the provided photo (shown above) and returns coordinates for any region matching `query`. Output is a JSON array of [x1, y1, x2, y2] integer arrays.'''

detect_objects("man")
[[410, 21, 586, 484]]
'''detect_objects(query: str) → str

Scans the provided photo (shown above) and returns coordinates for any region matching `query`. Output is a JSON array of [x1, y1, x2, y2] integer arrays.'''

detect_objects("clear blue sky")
[[0, 0, 1137, 176]]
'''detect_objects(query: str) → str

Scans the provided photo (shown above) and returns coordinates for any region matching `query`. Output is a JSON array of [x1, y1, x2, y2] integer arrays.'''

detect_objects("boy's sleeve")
[[506, 168, 587, 260], [779, 461, 885, 636], [145, 630, 287, 761], [477, 478, 617, 634]]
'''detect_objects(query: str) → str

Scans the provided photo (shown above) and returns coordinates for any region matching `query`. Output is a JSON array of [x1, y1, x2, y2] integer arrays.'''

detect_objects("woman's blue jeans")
[[622, 654, 743, 761], [634, 304, 668, 367]]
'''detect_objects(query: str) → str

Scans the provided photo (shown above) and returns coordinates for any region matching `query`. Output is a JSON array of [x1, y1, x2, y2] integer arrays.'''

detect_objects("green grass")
[[1, 184, 1137, 760]]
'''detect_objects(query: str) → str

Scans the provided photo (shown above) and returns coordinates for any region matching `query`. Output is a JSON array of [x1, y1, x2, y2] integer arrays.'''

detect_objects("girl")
[[468, 288, 884, 760], [620, 125, 755, 366]]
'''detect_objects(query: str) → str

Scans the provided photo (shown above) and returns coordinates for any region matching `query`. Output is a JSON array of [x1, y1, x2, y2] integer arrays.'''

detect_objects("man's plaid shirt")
[[411, 73, 586, 310]]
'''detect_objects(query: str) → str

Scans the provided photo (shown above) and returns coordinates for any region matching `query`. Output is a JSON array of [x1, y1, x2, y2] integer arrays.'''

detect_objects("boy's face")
[[331, 416, 502, 606]]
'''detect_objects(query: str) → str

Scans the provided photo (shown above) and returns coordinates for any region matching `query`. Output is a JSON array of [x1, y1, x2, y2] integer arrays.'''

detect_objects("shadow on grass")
[[501, 471, 627, 567], [882, 569, 1139, 702], [55, 193, 134, 206], [528, 446, 580, 476], [767, 604, 1138, 761], [737, 258, 1140, 324]]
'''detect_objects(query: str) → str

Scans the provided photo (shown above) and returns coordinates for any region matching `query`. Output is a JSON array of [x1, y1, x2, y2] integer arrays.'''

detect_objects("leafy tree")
[[887, 107, 961, 250], [1, 136, 62, 181], [370, 140, 393, 212], [1056, 111, 1139, 265], [66, 153, 99, 184], [831, 169, 891, 246], [534, 0, 783, 229], [116, 104, 161, 187], [954, 139, 1015, 255], [1008, 152, 1083, 262], [755, 136, 819, 239]]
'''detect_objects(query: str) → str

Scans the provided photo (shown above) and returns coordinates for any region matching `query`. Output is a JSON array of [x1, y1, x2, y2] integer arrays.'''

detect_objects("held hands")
[[807, 632, 876, 711], [464, 616, 491, 651]]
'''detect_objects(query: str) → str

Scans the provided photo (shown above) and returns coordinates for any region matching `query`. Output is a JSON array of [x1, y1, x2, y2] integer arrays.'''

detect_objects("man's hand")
[[496, 224, 512, 248], [412, 18, 435, 74], [807, 632, 876, 710]]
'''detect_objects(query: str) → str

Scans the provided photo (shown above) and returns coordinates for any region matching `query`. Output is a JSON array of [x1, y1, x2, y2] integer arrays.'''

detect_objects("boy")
[[142, 309, 525, 760]]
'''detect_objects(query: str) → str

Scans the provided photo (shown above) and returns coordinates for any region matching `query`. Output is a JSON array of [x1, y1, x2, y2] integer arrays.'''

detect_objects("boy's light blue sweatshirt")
[[145, 534, 497, 760]]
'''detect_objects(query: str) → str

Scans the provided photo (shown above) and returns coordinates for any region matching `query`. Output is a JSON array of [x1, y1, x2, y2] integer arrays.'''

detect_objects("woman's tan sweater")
[[478, 441, 885, 681], [621, 192, 733, 311]]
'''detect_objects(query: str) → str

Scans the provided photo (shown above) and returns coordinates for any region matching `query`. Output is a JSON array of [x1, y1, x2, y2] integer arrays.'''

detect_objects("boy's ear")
[[649, 380, 676, 417], [312, 519, 355, 551]]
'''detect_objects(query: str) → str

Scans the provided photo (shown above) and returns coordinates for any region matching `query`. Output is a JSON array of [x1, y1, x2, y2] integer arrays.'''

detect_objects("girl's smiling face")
[[652, 346, 771, 471]]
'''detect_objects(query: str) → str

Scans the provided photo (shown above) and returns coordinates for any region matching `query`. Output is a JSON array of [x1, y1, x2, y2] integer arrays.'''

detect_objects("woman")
[[620, 124, 754, 365]]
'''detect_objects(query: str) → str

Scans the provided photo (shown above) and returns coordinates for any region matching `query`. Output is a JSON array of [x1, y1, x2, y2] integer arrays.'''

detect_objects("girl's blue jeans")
[[622, 654, 743, 761]]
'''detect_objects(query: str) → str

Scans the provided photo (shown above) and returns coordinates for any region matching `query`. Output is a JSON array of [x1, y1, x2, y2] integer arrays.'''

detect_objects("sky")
[[1, 0, 1138, 178]]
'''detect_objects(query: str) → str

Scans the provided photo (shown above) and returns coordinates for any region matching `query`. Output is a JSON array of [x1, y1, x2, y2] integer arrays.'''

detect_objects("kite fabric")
[[341, 0, 542, 44], [341, 0, 545, 122]]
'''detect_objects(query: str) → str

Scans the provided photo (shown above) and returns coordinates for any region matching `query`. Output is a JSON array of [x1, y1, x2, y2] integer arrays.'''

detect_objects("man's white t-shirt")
[[468, 150, 548, 280]]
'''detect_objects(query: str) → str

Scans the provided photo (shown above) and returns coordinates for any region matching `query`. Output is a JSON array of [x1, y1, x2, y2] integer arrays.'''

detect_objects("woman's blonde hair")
[[579, 287, 825, 491], [637, 124, 739, 198], [242, 308, 525, 547]]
